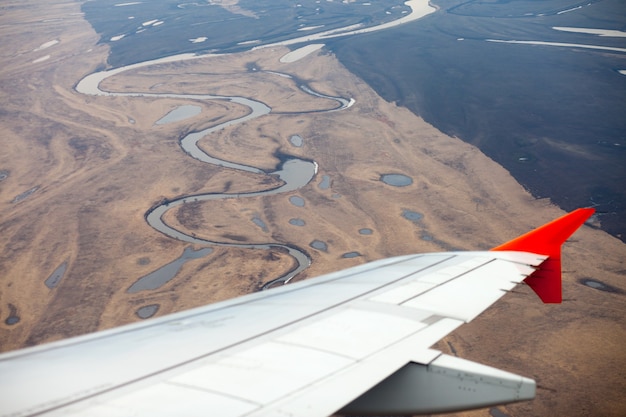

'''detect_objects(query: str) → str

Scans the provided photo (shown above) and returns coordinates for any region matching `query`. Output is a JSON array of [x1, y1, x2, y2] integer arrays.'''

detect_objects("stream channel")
[[76, 61, 352, 289], [73, 0, 433, 292]]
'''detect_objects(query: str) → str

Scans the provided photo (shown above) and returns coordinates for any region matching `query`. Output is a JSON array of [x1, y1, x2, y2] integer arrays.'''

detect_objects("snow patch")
[[298, 25, 324, 31], [33, 55, 50, 63], [34, 40, 59, 51], [280, 44, 324, 63], [553, 26, 626, 38]]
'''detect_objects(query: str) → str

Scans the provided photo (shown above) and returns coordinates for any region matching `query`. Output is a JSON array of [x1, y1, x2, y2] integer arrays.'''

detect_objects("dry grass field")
[[0, 1, 624, 416]]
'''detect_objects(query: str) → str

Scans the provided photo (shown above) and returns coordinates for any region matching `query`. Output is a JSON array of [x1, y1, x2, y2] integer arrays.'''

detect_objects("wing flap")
[[170, 341, 352, 405], [277, 308, 427, 358], [59, 383, 259, 417], [242, 319, 462, 417], [341, 354, 535, 415]]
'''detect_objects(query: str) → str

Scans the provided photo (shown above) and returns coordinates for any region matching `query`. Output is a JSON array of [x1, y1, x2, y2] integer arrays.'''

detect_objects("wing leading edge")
[[0, 209, 594, 417]]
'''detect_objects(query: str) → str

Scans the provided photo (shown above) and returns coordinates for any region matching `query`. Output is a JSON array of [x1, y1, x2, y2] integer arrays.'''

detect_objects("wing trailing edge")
[[340, 354, 535, 415], [492, 208, 595, 303]]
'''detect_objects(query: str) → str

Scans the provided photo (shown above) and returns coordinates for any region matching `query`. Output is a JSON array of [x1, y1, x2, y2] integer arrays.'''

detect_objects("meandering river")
[[74, 0, 434, 289], [76, 63, 353, 288]]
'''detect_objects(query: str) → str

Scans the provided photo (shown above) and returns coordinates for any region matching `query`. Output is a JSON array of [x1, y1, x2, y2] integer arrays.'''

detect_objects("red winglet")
[[492, 208, 595, 303]]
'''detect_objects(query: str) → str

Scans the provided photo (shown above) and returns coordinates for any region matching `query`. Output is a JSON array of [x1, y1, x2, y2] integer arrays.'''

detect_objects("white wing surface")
[[0, 208, 594, 416]]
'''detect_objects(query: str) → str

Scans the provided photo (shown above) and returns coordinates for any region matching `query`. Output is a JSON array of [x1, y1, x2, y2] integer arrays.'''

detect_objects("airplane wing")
[[0, 208, 594, 417]]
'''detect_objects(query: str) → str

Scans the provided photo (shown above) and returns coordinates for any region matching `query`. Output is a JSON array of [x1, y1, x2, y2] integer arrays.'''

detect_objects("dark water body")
[[289, 218, 306, 227], [5, 316, 19, 325], [136, 304, 160, 319], [289, 195, 306, 207], [44, 262, 67, 289], [318, 175, 331, 190], [12, 186, 39, 203], [310, 240, 328, 251], [5, 304, 20, 326], [155, 105, 201, 125], [127, 247, 213, 293], [289, 135, 303, 148], [252, 215, 269, 232], [579, 278, 624, 294], [402, 209, 424, 222], [490, 408, 511, 417], [381, 173, 413, 187], [330, 0, 626, 242]]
